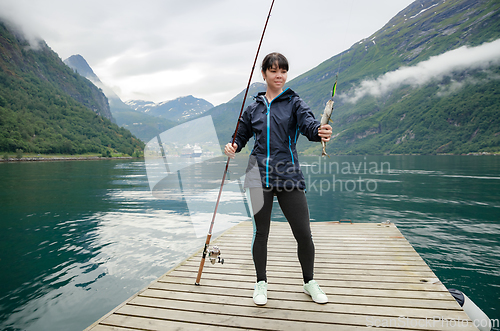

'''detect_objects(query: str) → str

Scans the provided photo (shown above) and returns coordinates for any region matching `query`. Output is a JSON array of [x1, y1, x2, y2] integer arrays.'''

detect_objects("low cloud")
[[0, 0, 415, 106], [341, 39, 500, 103], [0, 10, 43, 50]]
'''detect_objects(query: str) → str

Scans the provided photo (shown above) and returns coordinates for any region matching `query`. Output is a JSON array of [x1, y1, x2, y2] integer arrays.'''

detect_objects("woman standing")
[[224, 52, 332, 306]]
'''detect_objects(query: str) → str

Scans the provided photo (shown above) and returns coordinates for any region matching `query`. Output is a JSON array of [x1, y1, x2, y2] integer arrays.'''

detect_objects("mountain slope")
[[202, 82, 266, 148], [287, 0, 500, 155], [186, 0, 500, 155], [64, 54, 131, 114], [126, 95, 213, 122], [0, 22, 143, 155], [64, 54, 177, 142], [291, 0, 500, 109]]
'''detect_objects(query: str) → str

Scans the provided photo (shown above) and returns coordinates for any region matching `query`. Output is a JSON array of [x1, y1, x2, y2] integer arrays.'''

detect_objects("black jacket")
[[233, 88, 321, 190]]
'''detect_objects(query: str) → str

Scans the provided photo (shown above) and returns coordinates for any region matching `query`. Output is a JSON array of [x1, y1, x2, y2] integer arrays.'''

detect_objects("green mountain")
[[64, 54, 177, 143], [204, 0, 500, 155], [0, 22, 144, 155], [110, 108, 176, 143], [203, 82, 266, 149], [288, 0, 500, 155]]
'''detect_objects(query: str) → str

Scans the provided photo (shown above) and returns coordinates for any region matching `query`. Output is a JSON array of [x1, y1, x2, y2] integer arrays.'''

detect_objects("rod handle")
[[195, 234, 212, 285]]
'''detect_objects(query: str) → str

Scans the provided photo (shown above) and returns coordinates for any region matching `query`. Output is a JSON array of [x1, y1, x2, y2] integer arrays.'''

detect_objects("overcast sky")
[[0, 0, 414, 106]]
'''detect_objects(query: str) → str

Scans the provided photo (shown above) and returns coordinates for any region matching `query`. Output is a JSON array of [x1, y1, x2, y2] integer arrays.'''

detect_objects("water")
[[0, 156, 498, 330]]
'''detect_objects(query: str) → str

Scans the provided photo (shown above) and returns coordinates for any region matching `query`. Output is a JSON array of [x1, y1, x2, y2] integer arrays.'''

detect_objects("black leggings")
[[249, 187, 315, 283]]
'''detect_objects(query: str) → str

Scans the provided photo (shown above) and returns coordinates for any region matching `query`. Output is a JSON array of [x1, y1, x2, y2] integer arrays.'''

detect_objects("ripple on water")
[[2, 157, 499, 331], [1, 196, 207, 331]]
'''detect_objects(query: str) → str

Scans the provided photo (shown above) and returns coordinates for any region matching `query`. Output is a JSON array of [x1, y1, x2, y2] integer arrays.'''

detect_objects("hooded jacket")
[[233, 88, 321, 190]]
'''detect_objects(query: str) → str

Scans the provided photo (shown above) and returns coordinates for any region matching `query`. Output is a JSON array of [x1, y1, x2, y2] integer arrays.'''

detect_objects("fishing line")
[[195, 0, 276, 286], [336, 1, 354, 76], [322, 2, 354, 156]]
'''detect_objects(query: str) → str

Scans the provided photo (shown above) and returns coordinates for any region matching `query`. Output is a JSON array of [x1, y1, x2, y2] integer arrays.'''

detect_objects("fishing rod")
[[195, 0, 276, 286]]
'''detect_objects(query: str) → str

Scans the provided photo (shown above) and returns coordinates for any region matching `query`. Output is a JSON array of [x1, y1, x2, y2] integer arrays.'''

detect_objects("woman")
[[224, 52, 332, 306]]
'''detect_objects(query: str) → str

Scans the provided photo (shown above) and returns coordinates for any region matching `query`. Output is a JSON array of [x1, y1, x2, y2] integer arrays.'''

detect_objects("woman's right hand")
[[224, 143, 238, 159]]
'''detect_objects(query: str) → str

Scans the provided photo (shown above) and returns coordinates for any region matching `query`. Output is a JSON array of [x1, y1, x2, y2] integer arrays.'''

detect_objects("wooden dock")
[[85, 221, 478, 330]]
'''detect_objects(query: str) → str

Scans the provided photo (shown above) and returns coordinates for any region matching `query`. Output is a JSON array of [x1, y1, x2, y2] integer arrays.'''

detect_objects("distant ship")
[[181, 144, 202, 158]]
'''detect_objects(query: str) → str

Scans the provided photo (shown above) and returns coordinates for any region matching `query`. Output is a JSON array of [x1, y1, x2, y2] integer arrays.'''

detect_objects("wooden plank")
[[138, 288, 464, 320], [109, 303, 472, 331], [217, 239, 416, 246], [217, 245, 421, 253], [189, 247, 418, 257], [164, 270, 448, 292], [183, 256, 430, 267], [181, 259, 443, 272], [175, 265, 439, 282], [219, 236, 413, 242], [100, 314, 242, 331], [91, 325, 142, 331], [222, 233, 410, 240], [156, 276, 452, 301], [121, 296, 475, 331], [218, 253, 430, 262], [86, 222, 479, 331], [145, 282, 462, 310], [221, 245, 417, 251]]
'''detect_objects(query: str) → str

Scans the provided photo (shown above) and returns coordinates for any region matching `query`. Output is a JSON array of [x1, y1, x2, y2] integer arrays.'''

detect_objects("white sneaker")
[[253, 280, 267, 305], [304, 280, 328, 304]]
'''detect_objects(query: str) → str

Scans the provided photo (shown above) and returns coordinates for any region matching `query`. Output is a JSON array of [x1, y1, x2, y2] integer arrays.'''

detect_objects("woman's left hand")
[[318, 124, 332, 142]]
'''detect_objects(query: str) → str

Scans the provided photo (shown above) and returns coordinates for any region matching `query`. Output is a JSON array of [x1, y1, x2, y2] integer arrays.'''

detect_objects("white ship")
[[181, 144, 202, 158]]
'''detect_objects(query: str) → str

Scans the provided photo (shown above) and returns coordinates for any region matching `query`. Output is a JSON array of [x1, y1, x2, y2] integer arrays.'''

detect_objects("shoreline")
[[0, 156, 139, 163], [2, 152, 497, 163], [300, 152, 499, 157]]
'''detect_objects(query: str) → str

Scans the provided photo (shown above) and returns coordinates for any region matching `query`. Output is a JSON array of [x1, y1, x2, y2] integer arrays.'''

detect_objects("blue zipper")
[[251, 132, 256, 153], [264, 88, 289, 187], [288, 124, 300, 164], [265, 101, 271, 187]]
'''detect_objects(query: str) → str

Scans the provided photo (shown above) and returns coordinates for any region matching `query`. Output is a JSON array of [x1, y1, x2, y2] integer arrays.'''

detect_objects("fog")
[[341, 39, 500, 103]]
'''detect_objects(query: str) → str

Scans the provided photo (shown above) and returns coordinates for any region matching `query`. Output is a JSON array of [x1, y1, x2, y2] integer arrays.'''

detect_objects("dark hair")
[[261, 52, 288, 72]]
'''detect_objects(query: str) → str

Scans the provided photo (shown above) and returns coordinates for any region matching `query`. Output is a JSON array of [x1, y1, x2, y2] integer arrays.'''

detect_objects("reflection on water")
[[0, 161, 206, 331], [0, 155, 499, 330], [299, 155, 499, 330]]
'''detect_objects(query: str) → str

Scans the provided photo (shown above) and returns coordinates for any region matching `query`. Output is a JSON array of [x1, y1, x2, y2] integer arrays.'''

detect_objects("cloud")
[[0, 3, 44, 49], [0, 0, 415, 106], [341, 39, 500, 103]]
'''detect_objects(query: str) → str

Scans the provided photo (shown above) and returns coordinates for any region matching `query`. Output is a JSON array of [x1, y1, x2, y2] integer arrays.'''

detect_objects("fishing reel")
[[208, 246, 224, 265]]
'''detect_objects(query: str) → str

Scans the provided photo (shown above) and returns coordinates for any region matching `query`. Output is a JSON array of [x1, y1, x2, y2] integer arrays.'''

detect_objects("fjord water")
[[0, 156, 498, 330]]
